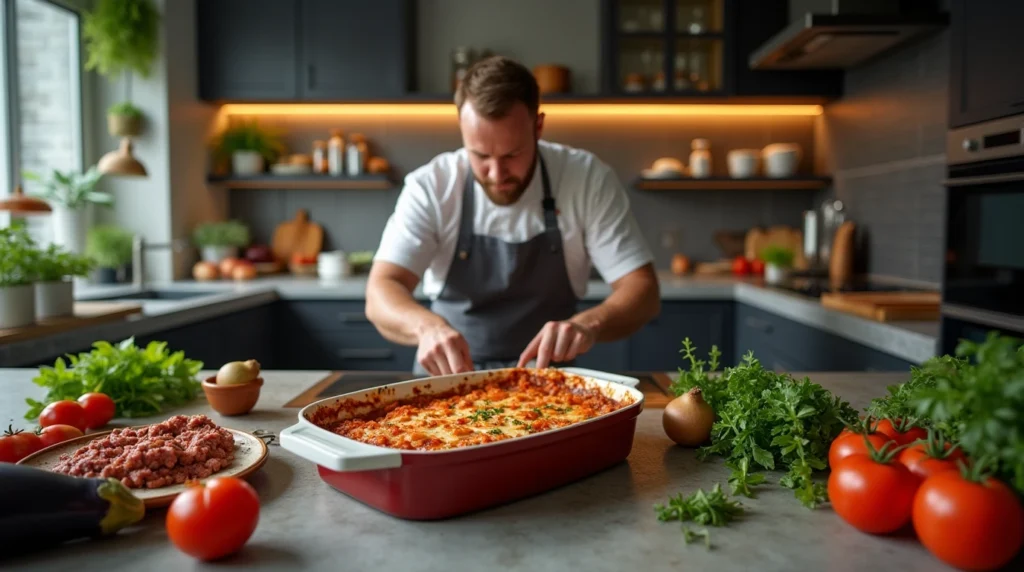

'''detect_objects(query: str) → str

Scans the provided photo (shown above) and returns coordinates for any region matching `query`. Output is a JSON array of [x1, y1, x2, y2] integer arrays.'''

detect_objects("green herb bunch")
[[671, 339, 858, 508], [211, 120, 286, 164], [25, 338, 204, 420], [108, 101, 143, 119], [759, 244, 795, 268], [83, 0, 160, 78], [22, 166, 111, 210], [86, 225, 134, 268], [192, 220, 250, 248], [655, 483, 744, 548], [910, 332, 1024, 494], [0, 225, 40, 287], [36, 244, 97, 282]]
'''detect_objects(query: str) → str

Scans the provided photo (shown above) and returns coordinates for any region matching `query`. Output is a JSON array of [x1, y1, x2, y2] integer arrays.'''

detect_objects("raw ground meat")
[[52, 414, 235, 489]]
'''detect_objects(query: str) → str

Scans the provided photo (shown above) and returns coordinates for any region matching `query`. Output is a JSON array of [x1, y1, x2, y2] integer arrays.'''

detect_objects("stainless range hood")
[[749, 0, 949, 70]]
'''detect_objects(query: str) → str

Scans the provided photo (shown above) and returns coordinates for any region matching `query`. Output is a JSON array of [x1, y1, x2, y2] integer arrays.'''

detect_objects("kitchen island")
[[0, 368, 976, 572]]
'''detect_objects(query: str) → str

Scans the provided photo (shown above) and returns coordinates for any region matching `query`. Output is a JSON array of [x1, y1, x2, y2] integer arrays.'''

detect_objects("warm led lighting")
[[219, 103, 823, 118]]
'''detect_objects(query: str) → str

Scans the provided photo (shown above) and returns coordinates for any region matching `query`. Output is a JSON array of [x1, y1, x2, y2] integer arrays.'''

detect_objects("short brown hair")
[[454, 56, 539, 119]]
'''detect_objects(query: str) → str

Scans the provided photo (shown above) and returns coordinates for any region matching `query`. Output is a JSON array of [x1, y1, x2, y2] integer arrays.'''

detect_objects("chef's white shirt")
[[374, 139, 654, 300]]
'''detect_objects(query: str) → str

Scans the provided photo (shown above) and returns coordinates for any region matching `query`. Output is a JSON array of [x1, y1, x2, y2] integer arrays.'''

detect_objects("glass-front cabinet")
[[606, 0, 726, 95]]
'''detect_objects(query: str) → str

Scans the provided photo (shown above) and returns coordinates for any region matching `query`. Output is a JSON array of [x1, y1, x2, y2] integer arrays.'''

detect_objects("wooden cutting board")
[[820, 292, 941, 322], [272, 209, 324, 262], [0, 301, 143, 344]]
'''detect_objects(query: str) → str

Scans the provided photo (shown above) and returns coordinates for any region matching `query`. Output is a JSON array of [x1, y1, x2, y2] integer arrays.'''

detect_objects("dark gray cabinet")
[[735, 304, 914, 372], [196, 0, 298, 101], [197, 0, 414, 102], [628, 301, 734, 371], [949, 1, 1024, 127]]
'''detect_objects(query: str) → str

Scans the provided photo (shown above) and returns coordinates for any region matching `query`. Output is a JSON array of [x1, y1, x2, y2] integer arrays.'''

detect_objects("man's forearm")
[[365, 278, 448, 346], [570, 266, 661, 342]]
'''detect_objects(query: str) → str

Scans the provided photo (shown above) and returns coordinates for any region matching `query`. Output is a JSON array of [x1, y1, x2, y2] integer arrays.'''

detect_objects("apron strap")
[[457, 151, 560, 260]]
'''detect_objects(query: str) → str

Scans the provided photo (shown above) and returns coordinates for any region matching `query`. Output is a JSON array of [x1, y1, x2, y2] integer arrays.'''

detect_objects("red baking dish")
[[280, 367, 644, 520]]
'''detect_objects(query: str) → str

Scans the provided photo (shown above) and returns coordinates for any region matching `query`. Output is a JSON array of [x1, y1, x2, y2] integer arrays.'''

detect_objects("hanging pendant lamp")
[[0, 184, 52, 215], [98, 137, 147, 177]]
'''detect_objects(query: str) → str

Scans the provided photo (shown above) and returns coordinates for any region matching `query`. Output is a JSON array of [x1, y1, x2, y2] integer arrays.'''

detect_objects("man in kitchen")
[[366, 55, 660, 376]]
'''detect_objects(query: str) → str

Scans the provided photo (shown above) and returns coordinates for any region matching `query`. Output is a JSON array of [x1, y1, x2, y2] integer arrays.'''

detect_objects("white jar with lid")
[[689, 138, 711, 178]]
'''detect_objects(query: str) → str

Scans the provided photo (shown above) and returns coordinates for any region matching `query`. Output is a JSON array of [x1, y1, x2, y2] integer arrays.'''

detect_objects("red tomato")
[[167, 477, 260, 561], [750, 259, 765, 276], [898, 441, 965, 481], [39, 400, 87, 431], [0, 427, 44, 463], [732, 256, 752, 275], [77, 393, 116, 429], [828, 453, 920, 534], [914, 471, 1024, 571], [828, 431, 891, 469], [37, 424, 84, 448], [875, 419, 928, 446]]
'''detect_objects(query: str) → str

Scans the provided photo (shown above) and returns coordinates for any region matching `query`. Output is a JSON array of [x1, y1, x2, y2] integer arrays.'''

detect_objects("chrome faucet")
[[131, 235, 190, 290]]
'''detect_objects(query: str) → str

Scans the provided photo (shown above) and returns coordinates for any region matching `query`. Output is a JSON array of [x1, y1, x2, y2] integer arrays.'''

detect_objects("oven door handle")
[[943, 172, 1024, 187]]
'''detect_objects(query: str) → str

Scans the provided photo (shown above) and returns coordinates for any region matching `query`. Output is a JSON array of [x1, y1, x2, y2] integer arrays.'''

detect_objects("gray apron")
[[413, 154, 578, 374]]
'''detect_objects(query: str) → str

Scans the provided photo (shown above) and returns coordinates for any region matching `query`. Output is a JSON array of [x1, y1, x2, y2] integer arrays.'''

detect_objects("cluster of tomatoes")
[[0, 393, 116, 464], [731, 256, 765, 276], [827, 418, 1024, 571]]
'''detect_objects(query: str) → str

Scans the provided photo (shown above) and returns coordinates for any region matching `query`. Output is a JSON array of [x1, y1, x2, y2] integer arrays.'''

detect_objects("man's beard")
[[476, 144, 539, 206]]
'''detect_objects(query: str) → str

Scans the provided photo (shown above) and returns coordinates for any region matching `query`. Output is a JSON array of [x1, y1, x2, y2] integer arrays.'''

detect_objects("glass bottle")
[[312, 140, 327, 174], [451, 47, 474, 92], [327, 129, 345, 176], [689, 138, 711, 178]]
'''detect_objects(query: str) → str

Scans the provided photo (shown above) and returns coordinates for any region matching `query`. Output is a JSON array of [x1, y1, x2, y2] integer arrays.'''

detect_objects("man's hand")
[[518, 320, 597, 369], [416, 323, 473, 376]]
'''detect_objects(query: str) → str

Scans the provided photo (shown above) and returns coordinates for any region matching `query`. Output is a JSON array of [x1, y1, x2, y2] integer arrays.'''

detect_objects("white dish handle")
[[280, 424, 402, 472], [558, 367, 640, 388]]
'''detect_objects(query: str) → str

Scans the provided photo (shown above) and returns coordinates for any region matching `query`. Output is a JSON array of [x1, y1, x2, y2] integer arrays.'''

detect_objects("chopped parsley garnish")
[[468, 407, 505, 422], [489, 428, 503, 435], [543, 404, 573, 414], [511, 419, 525, 426]]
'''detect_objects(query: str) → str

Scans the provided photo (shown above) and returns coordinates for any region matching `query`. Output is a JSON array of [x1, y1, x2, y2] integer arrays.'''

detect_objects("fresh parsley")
[[726, 458, 767, 498], [655, 483, 744, 527], [488, 428, 503, 435], [468, 407, 505, 423], [671, 339, 857, 509], [25, 337, 204, 420], [543, 404, 572, 414], [511, 419, 525, 426], [682, 527, 712, 549]]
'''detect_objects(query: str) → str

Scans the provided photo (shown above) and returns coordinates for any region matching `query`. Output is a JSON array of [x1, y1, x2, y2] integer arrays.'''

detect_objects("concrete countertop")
[[0, 368, 960, 572], [69, 273, 937, 363]]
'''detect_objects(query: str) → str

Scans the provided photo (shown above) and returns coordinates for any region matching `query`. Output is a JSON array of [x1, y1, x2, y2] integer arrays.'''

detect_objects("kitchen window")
[[0, 0, 84, 241]]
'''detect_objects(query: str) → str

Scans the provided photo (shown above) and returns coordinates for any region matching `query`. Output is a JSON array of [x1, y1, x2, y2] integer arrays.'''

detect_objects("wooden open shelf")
[[207, 174, 395, 190], [633, 176, 832, 191]]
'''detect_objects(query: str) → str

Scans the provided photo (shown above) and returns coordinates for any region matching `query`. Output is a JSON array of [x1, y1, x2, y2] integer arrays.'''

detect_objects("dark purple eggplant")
[[0, 463, 145, 556]]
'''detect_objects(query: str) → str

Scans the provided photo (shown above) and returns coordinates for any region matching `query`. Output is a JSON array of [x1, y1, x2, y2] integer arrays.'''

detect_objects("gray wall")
[[228, 113, 819, 269], [816, 27, 949, 286]]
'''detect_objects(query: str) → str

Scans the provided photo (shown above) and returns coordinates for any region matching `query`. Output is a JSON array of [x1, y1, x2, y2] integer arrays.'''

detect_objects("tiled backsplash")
[[226, 113, 820, 269], [816, 27, 949, 285]]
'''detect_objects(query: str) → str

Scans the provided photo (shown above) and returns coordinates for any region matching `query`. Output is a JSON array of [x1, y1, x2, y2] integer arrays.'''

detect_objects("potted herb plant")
[[107, 101, 144, 137], [22, 166, 111, 255], [86, 225, 135, 284], [0, 225, 40, 329], [192, 220, 250, 263], [212, 121, 285, 175], [760, 245, 796, 285], [34, 244, 96, 319]]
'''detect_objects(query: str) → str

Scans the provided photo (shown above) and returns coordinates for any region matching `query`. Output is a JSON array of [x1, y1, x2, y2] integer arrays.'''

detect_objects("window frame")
[[0, 0, 86, 199]]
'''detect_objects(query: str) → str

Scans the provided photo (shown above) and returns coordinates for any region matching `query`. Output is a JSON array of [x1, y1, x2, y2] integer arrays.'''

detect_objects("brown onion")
[[662, 387, 715, 447], [216, 359, 261, 385]]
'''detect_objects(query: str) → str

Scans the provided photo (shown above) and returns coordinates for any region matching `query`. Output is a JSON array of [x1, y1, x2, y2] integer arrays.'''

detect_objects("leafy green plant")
[[22, 166, 111, 210], [211, 121, 286, 164], [0, 225, 40, 287], [192, 220, 250, 248], [83, 0, 160, 78], [25, 337, 204, 420], [672, 340, 858, 509], [86, 225, 134, 268], [759, 245, 795, 268], [35, 244, 97, 282], [108, 101, 143, 119], [655, 483, 745, 526], [910, 332, 1024, 494]]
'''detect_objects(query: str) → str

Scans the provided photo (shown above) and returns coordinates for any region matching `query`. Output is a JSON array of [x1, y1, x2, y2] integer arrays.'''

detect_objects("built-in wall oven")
[[941, 113, 1024, 354]]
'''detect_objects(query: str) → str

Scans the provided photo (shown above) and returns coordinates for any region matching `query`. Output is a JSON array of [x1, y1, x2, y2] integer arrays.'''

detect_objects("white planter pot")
[[0, 284, 37, 329], [51, 204, 91, 255], [35, 280, 74, 320], [232, 151, 265, 175], [201, 245, 238, 263], [764, 263, 791, 285]]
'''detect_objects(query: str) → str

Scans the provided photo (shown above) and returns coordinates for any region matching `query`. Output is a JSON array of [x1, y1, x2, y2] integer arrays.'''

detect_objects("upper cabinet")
[[601, 0, 842, 99], [949, 0, 1024, 127], [197, 0, 414, 102], [197, 0, 299, 101]]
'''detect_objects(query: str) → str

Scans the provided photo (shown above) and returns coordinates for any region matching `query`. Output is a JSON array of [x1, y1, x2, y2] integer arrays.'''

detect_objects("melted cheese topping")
[[328, 372, 627, 451]]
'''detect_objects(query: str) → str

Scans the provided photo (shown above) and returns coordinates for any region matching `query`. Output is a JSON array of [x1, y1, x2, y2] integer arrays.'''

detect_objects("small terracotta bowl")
[[202, 376, 263, 416]]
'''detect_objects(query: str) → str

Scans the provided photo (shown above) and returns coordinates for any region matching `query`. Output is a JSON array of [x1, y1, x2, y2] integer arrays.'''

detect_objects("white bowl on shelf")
[[762, 143, 802, 178], [727, 149, 760, 179], [271, 163, 313, 176]]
